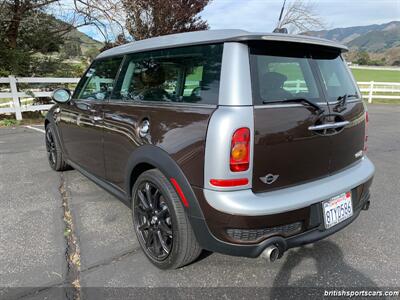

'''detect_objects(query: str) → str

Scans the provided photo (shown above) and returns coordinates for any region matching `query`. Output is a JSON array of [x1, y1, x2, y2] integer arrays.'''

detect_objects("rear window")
[[316, 55, 358, 102], [249, 42, 359, 105], [112, 44, 223, 105]]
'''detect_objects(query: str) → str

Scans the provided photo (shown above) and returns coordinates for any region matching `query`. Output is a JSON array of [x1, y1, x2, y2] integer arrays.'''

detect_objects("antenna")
[[273, 0, 288, 33], [278, 0, 286, 27]]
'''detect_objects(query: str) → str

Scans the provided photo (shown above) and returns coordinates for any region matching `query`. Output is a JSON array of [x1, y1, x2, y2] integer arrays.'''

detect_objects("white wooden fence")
[[1, 76, 400, 121], [0, 76, 79, 120], [284, 80, 400, 103], [357, 81, 400, 103]]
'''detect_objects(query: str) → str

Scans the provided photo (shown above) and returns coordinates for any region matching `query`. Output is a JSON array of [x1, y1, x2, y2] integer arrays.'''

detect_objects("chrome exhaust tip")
[[362, 200, 370, 211], [260, 245, 280, 262]]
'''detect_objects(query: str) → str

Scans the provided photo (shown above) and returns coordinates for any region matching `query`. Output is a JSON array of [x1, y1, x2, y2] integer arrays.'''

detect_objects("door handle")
[[139, 119, 150, 137], [90, 116, 103, 122], [308, 121, 349, 131]]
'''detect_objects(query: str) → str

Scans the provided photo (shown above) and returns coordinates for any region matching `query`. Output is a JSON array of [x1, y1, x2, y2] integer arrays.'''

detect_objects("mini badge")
[[259, 173, 279, 184]]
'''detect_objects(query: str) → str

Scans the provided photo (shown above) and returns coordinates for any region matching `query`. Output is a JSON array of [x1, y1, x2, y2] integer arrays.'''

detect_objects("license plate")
[[323, 192, 353, 229]]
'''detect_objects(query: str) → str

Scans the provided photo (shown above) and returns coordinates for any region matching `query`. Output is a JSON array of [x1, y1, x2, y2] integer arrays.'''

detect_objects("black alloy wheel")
[[132, 169, 202, 269], [134, 181, 173, 261], [45, 124, 69, 171], [45, 127, 57, 168]]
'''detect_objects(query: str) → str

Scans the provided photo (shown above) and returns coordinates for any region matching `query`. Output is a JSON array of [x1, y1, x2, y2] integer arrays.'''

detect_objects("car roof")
[[97, 29, 348, 59]]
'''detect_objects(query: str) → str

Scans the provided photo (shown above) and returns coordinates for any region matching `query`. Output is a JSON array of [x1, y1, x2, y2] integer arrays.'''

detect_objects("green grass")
[[0, 119, 18, 127], [0, 98, 12, 104], [351, 69, 400, 82], [369, 99, 400, 104]]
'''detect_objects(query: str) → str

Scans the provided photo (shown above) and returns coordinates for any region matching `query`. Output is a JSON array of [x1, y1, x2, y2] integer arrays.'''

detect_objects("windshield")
[[249, 42, 359, 105]]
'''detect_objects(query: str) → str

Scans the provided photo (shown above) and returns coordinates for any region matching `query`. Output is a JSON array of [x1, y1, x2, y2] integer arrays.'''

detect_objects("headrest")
[[262, 72, 287, 88]]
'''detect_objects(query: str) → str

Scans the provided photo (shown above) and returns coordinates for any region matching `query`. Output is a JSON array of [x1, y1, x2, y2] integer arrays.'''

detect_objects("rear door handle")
[[90, 115, 103, 122], [139, 119, 150, 137], [308, 121, 349, 131]]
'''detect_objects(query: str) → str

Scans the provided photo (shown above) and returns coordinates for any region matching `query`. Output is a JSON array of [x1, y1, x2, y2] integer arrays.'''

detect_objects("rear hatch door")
[[313, 52, 366, 173], [249, 42, 333, 193]]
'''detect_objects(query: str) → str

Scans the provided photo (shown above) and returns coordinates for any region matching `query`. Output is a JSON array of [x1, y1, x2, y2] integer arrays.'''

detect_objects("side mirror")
[[52, 88, 71, 104]]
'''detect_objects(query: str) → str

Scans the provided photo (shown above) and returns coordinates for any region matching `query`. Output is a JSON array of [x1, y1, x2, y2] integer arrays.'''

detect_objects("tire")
[[45, 124, 69, 171], [132, 169, 202, 269]]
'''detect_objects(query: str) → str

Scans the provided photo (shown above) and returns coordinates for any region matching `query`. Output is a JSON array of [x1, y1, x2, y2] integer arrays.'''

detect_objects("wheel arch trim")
[[125, 144, 204, 219]]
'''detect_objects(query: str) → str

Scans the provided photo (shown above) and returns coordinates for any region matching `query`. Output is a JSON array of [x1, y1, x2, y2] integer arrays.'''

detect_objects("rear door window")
[[112, 44, 223, 105], [250, 45, 320, 105], [253, 56, 320, 103], [249, 42, 358, 105], [315, 55, 359, 101]]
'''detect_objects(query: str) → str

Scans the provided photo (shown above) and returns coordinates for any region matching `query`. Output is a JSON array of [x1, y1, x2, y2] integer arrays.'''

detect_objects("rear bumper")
[[203, 157, 374, 216], [190, 190, 370, 258], [189, 157, 374, 257]]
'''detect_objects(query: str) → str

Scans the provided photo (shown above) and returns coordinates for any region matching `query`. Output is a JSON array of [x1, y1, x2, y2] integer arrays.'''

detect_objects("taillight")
[[364, 111, 368, 152], [230, 127, 250, 172]]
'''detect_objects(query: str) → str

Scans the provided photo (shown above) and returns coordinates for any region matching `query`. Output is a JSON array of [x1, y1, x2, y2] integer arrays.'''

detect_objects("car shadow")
[[270, 240, 378, 298]]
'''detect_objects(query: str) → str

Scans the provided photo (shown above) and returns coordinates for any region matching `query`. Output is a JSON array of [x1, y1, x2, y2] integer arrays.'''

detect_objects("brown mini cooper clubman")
[[46, 30, 375, 269]]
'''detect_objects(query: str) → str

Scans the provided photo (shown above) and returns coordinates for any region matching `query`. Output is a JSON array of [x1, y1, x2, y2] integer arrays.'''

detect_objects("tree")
[[73, 0, 211, 43], [0, 2, 68, 75], [275, 0, 324, 34], [2, 0, 58, 49], [72, 0, 126, 42], [0, 0, 98, 75], [100, 33, 129, 51], [123, 0, 210, 41], [356, 51, 370, 65], [392, 60, 400, 66]]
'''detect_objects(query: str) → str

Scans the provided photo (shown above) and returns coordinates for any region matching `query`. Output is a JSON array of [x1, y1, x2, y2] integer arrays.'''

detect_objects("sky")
[[77, 0, 400, 41]]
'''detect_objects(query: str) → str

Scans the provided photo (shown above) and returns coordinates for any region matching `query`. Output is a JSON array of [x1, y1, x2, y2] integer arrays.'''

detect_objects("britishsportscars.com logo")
[[324, 289, 400, 297]]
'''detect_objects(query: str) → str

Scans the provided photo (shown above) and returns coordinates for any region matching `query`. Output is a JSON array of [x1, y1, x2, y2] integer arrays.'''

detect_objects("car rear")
[[196, 38, 375, 259]]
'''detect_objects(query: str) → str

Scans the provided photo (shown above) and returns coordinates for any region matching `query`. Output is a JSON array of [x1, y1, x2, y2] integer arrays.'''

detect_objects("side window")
[[75, 57, 123, 101], [112, 44, 223, 105]]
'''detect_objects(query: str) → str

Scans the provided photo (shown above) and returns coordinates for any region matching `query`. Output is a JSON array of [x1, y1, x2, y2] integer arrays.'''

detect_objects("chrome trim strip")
[[254, 104, 303, 109], [316, 99, 362, 105], [204, 106, 254, 191], [203, 157, 375, 216], [106, 99, 217, 109], [347, 99, 362, 104], [219, 43, 252, 106], [308, 121, 350, 131]]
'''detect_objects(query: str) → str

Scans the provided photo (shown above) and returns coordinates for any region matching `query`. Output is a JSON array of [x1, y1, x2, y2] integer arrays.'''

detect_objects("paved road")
[[0, 104, 399, 299], [0, 126, 66, 299]]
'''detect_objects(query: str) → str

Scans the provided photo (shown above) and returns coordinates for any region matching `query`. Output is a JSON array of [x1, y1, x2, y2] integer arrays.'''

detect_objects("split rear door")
[[249, 42, 364, 193]]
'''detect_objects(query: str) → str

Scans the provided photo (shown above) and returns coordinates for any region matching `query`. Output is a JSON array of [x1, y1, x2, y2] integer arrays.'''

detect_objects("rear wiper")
[[337, 93, 359, 106], [264, 98, 324, 113], [337, 94, 348, 107], [335, 94, 359, 112]]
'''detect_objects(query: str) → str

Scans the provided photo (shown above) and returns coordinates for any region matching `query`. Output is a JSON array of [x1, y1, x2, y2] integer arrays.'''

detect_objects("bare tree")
[[71, 0, 211, 45], [71, 0, 126, 42], [123, 0, 210, 41], [276, 0, 324, 34]]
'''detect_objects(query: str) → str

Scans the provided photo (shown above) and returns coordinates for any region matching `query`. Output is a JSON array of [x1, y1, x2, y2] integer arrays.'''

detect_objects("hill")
[[305, 21, 400, 65], [60, 26, 104, 60]]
